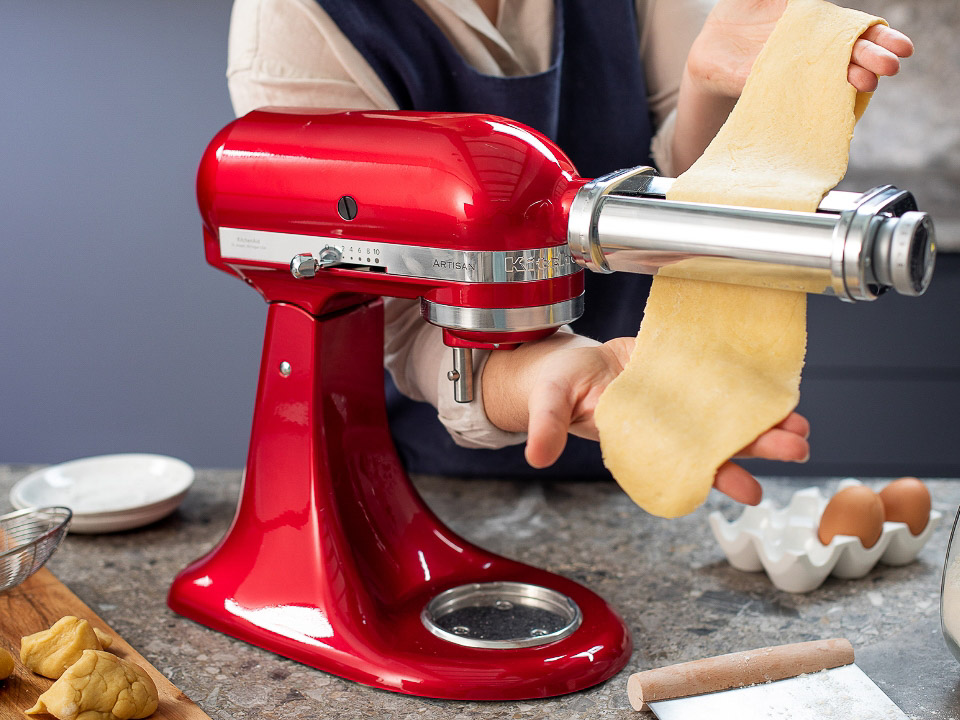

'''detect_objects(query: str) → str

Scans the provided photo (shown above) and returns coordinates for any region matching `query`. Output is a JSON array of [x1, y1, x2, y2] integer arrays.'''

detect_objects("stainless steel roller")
[[567, 168, 936, 301]]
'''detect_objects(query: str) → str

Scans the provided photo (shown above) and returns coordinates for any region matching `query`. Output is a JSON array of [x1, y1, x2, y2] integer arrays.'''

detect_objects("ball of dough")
[[25, 649, 158, 720], [0, 647, 14, 680], [21, 616, 112, 679]]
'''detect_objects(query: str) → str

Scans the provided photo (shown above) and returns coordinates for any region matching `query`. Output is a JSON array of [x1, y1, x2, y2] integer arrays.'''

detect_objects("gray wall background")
[[2, 0, 262, 468], [2, 1, 958, 476]]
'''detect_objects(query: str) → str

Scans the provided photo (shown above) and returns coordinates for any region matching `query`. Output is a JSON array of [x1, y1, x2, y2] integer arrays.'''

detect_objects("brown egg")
[[817, 485, 885, 548], [879, 477, 931, 536]]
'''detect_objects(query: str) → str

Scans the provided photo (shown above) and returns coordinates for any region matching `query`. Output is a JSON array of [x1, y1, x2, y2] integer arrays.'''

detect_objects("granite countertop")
[[1, 465, 958, 719]]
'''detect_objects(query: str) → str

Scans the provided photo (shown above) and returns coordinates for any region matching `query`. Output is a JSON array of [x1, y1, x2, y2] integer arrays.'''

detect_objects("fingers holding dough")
[[713, 462, 763, 506]]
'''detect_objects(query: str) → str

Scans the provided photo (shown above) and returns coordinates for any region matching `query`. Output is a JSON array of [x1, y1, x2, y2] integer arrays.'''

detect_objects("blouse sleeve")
[[637, 0, 714, 177]]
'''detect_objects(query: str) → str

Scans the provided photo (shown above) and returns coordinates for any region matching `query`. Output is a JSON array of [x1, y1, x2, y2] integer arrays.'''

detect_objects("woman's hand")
[[672, 0, 914, 174], [687, 0, 913, 98], [482, 334, 810, 506], [848, 24, 914, 92], [716, 410, 809, 505]]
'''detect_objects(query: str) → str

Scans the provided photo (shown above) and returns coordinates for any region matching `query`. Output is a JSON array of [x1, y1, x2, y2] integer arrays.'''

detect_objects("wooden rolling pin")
[[627, 638, 855, 711]]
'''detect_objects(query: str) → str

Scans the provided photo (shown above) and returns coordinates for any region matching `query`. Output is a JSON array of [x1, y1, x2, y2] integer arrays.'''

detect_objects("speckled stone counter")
[[2, 466, 958, 719]]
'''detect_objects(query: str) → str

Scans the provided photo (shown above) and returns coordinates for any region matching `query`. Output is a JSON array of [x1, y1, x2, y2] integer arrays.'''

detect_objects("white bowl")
[[709, 479, 941, 593], [10, 454, 194, 533]]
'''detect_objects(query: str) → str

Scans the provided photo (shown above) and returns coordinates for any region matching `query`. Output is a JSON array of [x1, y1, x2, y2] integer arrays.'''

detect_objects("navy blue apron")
[[316, 0, 655, 478]]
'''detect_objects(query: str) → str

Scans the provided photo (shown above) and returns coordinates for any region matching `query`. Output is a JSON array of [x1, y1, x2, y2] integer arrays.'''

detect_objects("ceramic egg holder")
[[709, 479, 941, 593]]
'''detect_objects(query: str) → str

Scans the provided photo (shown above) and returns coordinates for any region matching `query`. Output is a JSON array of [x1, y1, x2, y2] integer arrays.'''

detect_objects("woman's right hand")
[[481, 333, 810, 507], [684, 0, 787, 100]]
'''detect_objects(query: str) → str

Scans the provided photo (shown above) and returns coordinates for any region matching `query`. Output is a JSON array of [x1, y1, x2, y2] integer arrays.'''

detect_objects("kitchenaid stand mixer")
[[168, 109, 935, 700]]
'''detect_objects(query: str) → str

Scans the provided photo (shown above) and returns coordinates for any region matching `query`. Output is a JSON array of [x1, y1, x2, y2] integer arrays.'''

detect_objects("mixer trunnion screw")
[[449, 347, 474, 403]]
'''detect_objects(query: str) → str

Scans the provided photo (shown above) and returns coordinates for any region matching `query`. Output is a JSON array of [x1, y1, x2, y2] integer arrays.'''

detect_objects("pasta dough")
[[0, 647, 13, 680], [595, 0, 883, 518], [25, 650, 158, 720], [20, 615, 113, 679]]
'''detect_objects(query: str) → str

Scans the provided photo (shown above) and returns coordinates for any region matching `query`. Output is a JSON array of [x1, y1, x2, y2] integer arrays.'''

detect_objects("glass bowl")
[[941, 504, 960, 663]]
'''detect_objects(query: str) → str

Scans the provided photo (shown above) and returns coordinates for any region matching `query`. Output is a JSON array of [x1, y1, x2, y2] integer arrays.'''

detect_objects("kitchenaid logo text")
[[231, 234, 263, 249], [503, 249, 572, 275]]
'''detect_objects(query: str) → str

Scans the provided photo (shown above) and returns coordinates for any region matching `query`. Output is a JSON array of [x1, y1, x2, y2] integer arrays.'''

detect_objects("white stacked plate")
[[10, 454, 194, 533]]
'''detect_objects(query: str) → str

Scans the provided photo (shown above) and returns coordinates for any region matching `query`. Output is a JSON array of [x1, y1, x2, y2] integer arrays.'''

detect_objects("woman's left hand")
[[673, 2, 915, 174], [848, 24, 914, 92], [686, 0, 914, 99]]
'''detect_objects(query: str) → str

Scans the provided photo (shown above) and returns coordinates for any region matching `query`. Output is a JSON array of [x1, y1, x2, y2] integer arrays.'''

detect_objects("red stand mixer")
[[168, 109, 936, 700]]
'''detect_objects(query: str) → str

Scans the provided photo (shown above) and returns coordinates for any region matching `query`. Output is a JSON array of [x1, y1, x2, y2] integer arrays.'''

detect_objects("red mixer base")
[[168, 300, 631, 699]]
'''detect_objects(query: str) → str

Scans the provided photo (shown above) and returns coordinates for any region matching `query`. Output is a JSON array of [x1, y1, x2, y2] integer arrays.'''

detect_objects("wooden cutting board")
[[0, 568, 210, 720]]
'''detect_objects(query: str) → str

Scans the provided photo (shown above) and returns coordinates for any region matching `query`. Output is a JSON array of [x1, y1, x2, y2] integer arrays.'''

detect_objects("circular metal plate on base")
[[422, 582, 582, 649]]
